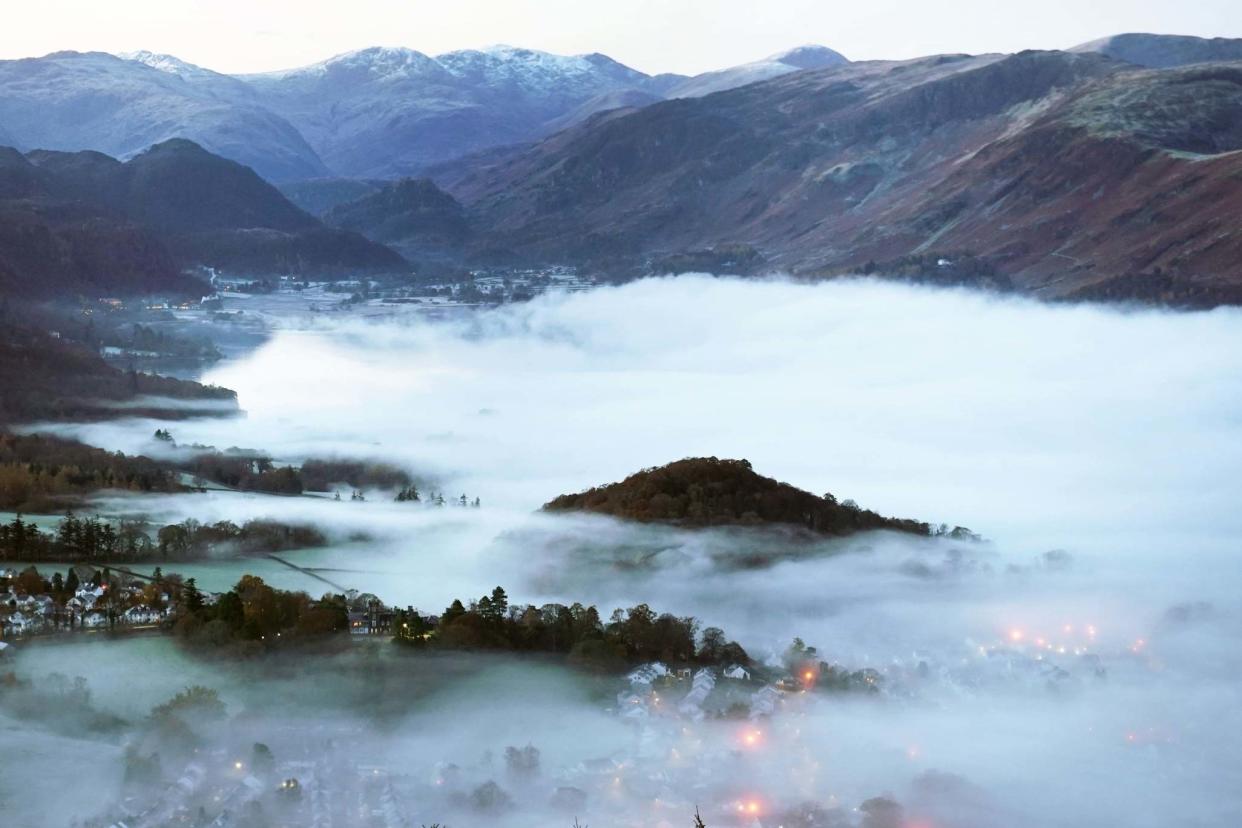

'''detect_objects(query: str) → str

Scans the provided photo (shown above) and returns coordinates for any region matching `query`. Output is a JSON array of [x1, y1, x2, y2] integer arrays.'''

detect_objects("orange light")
[[803, 670, 815, 681]]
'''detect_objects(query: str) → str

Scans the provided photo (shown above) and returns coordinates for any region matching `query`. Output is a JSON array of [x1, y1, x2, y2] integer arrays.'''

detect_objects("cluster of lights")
[[989, 622, 1105, 658]]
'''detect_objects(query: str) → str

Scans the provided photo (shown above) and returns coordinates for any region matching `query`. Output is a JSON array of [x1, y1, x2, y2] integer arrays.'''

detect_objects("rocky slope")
[[439, 50, 1242, 305]]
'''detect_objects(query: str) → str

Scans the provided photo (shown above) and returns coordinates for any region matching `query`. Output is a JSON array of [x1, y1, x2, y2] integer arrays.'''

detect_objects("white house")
[[723, 664, 751, 681], [3, 611, 36, 635], [124, 606, 163, 625], [626, 661, 670, 688]]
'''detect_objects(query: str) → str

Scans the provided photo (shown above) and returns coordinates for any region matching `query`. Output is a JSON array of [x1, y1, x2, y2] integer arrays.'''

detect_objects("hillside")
[[543, 457, 932, 536], [0, 140, 406, 295], [1073, 33, 1242, 68], [442, 50, 1242, 306], [0, 316, 237, 423]]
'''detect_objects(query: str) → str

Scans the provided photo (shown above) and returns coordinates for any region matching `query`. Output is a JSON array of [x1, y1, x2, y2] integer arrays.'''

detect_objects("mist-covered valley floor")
[[6, 275, 1242, 828]]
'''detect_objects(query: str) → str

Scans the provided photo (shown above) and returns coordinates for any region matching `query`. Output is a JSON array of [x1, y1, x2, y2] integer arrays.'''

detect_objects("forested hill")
[[0, 317, 236, 423], [543, 457, 934, 536]]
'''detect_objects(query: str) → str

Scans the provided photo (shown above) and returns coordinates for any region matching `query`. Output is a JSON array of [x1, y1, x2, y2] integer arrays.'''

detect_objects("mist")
[[8, 276, 1242, 827]]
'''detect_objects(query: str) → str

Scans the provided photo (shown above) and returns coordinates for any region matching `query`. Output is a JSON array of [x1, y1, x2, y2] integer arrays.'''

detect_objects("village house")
[[2, 610, 38, 636], [124, 605, 164, 625], [677, 668, 717, 721]]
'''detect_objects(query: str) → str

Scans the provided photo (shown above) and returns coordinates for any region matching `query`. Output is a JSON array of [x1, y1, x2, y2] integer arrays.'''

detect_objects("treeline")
[[174, 574, 349, 652], [156, 519, 327, 558], [0, 513, 327, 562], [301, 458, 412, 492], [185, 450, 304, 495], [394, 586, 750, 673], [544, 457, 936, 537], [185, 452, 415, 496], [158, 431, 415, 496], [0, 433, 182, 512]]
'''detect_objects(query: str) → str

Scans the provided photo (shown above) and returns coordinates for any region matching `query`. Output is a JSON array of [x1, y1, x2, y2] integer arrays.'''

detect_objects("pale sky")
[[2, 0, 1241, 76]]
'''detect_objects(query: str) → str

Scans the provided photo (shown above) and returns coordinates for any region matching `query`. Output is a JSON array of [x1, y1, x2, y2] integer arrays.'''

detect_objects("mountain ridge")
[[428, 49, 1242, 306], [0, 139, 406, 297]]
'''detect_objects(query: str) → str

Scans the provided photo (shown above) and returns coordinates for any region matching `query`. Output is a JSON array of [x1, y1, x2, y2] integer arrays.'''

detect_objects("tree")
[[251, 743, 275, 777], [152, 685, 227, 727], [442, 599, 466, 624], [504, 745, 540, 779], [489, 587, 508, 617], [64, 567, 79, 596], [182, 578, 205, 614], [698, 627, 726, 663]]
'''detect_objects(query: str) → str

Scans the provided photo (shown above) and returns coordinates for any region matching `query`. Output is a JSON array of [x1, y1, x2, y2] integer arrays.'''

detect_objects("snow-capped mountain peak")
[[767, 44, 850, 69], [118, 50, 228, 82]]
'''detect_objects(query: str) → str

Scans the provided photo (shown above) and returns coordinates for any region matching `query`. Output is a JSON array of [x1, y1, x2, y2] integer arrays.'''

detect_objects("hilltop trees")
[[544, 457, 937, 536]]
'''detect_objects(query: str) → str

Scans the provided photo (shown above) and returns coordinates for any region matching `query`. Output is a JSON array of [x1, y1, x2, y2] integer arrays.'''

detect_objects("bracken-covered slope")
[[444, 50, 1242, 305], [543, 457, 932, 536]]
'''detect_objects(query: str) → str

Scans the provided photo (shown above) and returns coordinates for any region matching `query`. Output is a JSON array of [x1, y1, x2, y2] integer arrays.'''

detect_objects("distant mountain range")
[[0, 43, 858, 181], [2, 33, 1242, 305], [0, 139, 404, 298]]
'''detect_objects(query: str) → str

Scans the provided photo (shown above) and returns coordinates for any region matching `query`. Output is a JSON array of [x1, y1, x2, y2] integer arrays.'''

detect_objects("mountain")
[[440, 50, 1242, 306], [0, 45, 856, 182], [0, 51, 327, 181], [240, 45, 677, 177], [665, 45, 849, 98], [325, 178, 472, 258], [1073, 33, 1242, 68], [0, 140, 405, 297], [543, 457, 932, 536]]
